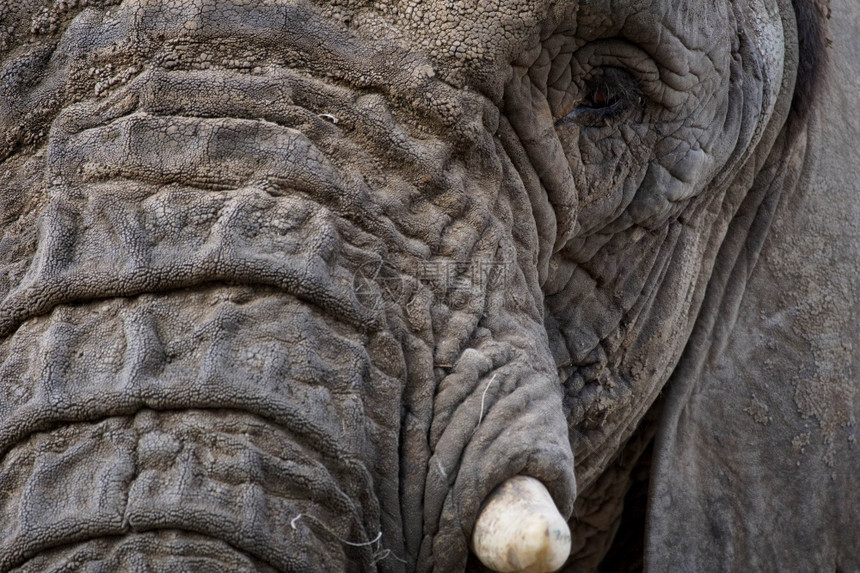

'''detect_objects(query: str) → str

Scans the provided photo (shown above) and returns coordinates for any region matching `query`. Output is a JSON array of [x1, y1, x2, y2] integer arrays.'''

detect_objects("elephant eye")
[[555, 67, 640, 127], [581, 85, 621, 110]]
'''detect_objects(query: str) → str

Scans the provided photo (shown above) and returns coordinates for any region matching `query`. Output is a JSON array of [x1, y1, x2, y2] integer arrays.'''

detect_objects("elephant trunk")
[[0, 289, 392, 570], [0, 2, 576, 570]]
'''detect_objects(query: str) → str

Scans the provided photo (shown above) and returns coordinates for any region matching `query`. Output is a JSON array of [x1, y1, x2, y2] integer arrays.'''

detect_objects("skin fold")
[[0, 0, 855, 571]]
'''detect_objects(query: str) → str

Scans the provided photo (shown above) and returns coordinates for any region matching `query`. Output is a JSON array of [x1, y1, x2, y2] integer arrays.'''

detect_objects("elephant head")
[[1, 0, 856, 571]]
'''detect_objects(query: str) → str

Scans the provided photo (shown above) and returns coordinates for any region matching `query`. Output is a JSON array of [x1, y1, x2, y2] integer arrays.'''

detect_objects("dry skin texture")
[[0, 0, 856, 571]]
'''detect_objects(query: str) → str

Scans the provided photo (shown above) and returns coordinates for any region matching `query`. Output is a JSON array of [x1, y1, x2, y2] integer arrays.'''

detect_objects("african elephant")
[[0, 0, 857, 570]]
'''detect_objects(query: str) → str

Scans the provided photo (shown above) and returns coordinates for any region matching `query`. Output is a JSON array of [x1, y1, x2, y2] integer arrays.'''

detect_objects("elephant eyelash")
[[554, 100, 627, 127]]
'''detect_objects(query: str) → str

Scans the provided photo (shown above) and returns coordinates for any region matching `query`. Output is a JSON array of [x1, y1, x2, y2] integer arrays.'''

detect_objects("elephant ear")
[[647, 0, 860, 570]]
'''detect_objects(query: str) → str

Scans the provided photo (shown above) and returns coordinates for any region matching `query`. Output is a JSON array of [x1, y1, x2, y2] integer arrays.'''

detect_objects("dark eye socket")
[[555, 67, 639, 127]]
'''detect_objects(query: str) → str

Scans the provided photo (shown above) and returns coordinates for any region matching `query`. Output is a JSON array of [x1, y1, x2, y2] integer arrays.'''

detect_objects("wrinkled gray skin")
[[0, 0, 856, 570]]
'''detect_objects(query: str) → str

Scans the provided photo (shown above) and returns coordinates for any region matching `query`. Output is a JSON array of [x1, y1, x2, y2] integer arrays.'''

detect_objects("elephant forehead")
[[334, 0, 557, 90], [78, 0, 556, 103]]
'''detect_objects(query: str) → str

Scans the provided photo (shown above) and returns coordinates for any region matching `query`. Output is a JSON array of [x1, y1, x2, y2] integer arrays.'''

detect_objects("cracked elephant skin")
[[0, 0, 857, 571]]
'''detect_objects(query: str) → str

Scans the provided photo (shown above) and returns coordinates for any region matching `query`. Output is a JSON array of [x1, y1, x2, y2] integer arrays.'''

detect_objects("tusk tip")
[[472, 476, 571, 573]]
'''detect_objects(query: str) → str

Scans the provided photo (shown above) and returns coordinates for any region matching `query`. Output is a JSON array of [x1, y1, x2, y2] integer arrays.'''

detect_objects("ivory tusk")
[[472, 475, 571, 573]]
